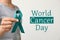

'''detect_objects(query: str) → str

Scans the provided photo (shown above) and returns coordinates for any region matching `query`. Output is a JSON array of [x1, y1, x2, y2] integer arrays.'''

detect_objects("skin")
[[0, 0, 18, 36]]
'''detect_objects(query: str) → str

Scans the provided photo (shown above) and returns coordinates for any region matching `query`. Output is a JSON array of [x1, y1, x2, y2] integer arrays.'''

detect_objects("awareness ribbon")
[[11, 10, 25, 33]]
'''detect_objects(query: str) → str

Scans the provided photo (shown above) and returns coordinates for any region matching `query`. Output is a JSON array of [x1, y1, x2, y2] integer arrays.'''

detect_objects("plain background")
[[12, 0, 60, 40]]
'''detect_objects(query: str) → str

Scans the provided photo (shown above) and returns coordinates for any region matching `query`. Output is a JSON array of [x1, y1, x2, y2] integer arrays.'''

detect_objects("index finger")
[[3, 17, 18, 22]]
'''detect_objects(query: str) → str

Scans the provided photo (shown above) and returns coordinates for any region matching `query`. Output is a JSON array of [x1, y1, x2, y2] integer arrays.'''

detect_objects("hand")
[[0, 17, 18, 36]]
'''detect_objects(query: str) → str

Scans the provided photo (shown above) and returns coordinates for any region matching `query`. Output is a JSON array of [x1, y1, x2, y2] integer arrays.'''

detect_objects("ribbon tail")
[[11, 23, 18, 33], [18, 22, 25, 33]]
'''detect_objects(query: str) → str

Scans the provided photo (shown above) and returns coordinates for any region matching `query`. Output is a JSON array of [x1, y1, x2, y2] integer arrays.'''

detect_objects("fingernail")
[[16, 19, 19, 22]]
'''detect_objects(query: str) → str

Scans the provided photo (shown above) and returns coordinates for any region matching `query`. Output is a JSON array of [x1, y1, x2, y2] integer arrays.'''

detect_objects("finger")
[[0, 25, 11, 32], [3, 17, 18, 22], [4, 29, 10, 32], [2, 25, 12, 29], [1, 21, 13, 25]]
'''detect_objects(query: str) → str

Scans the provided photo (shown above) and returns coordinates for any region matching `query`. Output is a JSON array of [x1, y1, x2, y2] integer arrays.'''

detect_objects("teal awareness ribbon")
[[11, 10, 25, 33]]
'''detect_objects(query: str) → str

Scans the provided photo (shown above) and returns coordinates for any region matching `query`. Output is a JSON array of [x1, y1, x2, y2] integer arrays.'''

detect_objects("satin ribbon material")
[[11, 10, 25, 33]]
